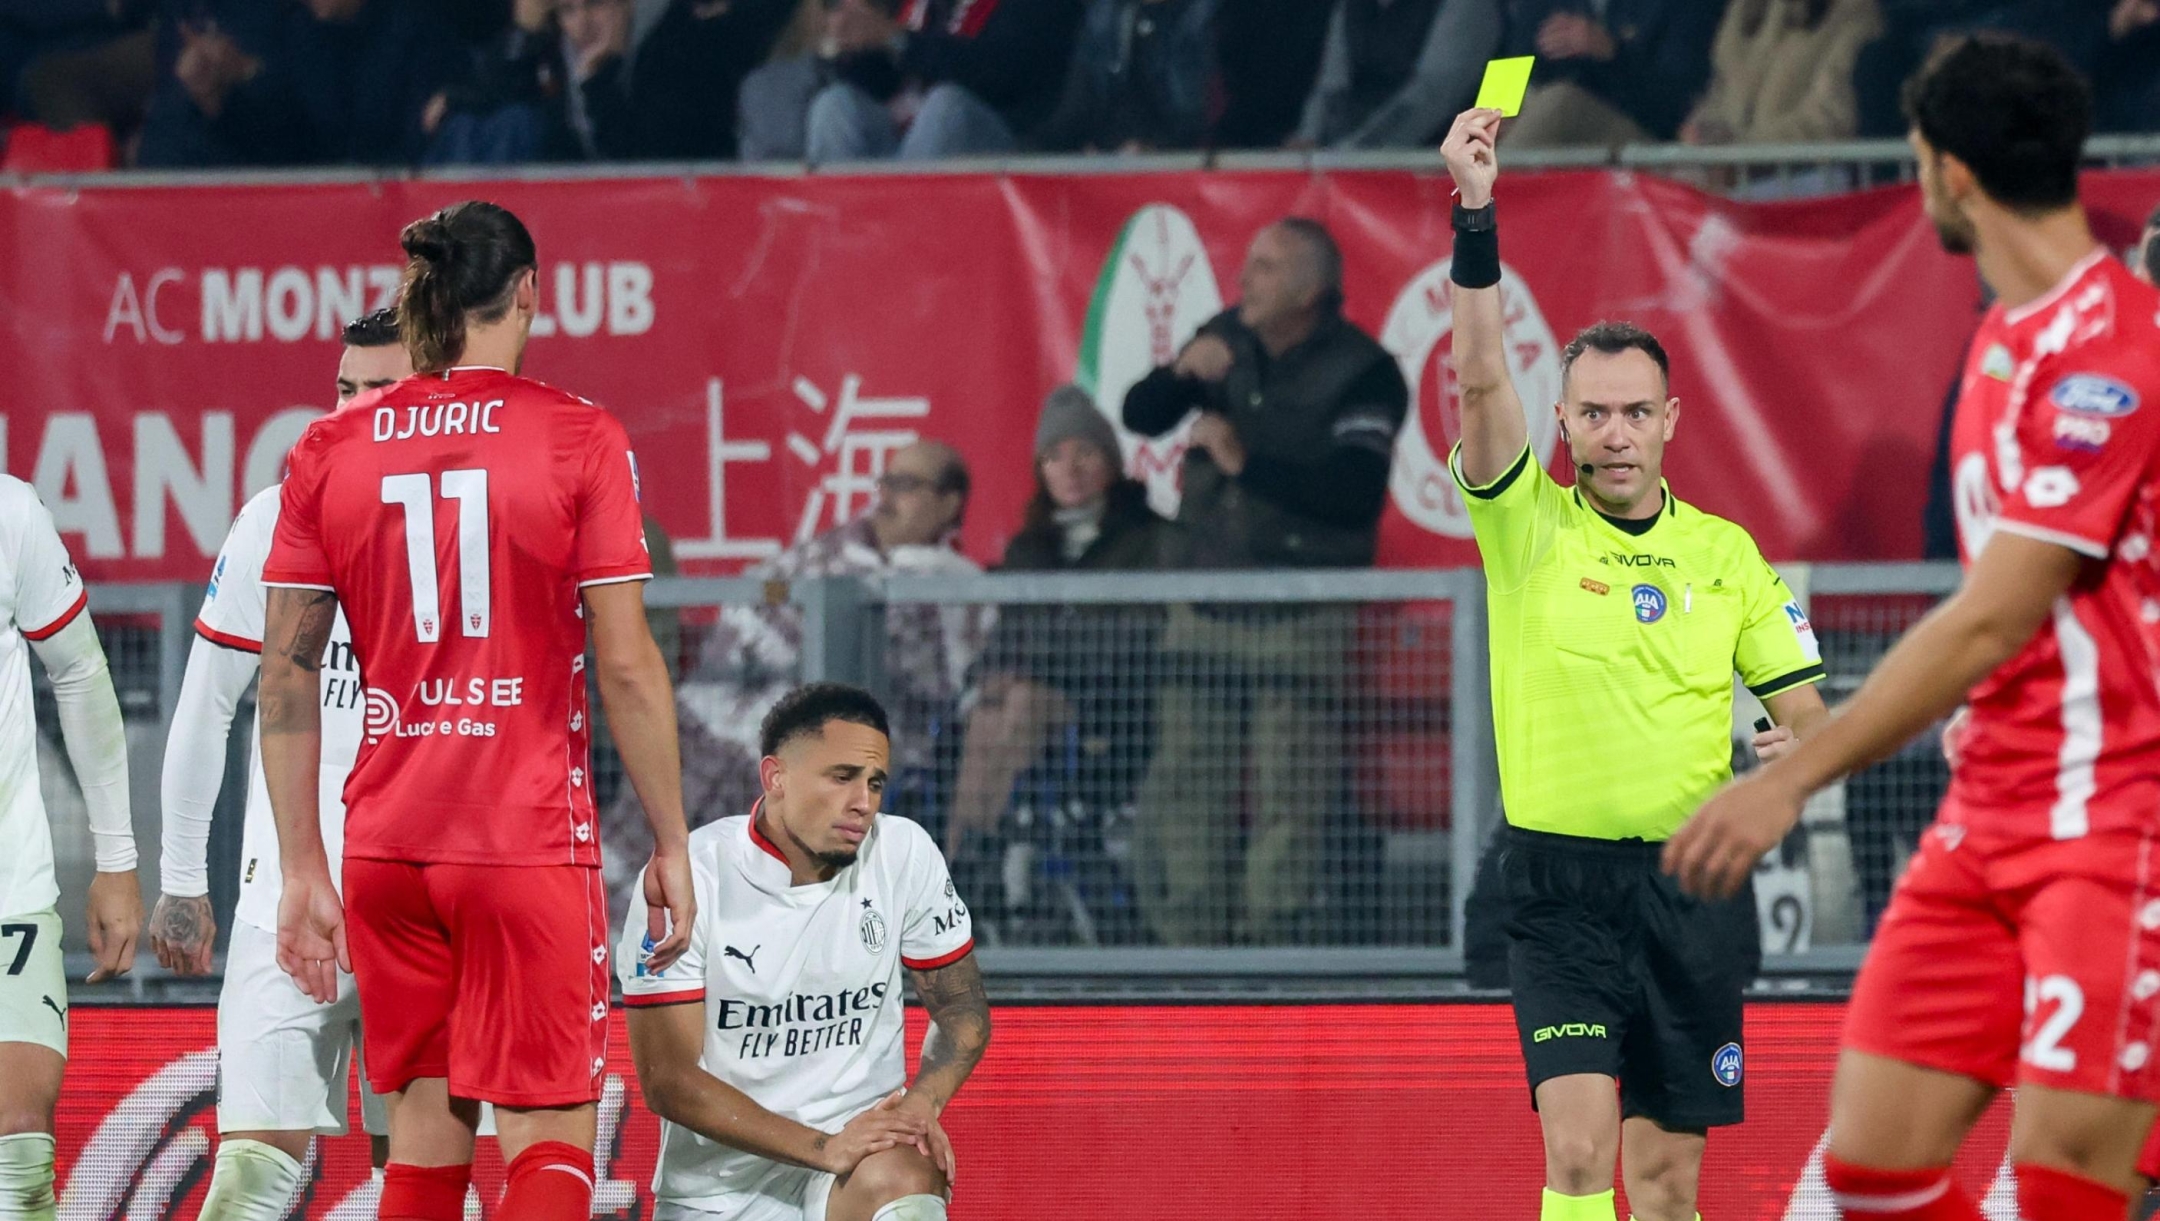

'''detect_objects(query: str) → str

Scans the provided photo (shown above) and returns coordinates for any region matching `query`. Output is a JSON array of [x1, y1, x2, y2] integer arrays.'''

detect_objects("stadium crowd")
[[0, 0, 2156, 171]]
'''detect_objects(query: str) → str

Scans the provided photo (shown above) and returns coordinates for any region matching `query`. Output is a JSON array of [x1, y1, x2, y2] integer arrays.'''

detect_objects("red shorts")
[[344, 859, 610, 1107], [1843, 811, 2160, 1105]]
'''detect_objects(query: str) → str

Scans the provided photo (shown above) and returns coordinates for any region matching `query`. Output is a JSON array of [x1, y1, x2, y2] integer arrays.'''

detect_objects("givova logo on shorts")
[[1712, 1042, 1744, 1087], [1531, 1023, 1607, 1043]]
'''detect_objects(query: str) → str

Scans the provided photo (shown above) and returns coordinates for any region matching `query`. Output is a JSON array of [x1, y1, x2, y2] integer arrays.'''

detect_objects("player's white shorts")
[[0, 909, 68, 1057], [217, 920, 382, 1135], [651, 1165, 837, 1221]]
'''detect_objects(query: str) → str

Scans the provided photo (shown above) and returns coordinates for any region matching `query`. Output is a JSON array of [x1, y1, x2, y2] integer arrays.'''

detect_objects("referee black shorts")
[[1498, 824, 1762, 1130]]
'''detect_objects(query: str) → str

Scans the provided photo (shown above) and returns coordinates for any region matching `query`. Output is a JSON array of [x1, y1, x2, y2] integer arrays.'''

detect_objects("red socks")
[[498, 1140, 596, 1221], [1821, 1155, 1981, 1220], [378, 1162, 472, 1221], [2015, 1163, 2130, 1221]]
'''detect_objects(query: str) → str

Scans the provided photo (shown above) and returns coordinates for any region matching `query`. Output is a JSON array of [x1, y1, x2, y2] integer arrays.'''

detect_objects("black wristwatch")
[[1452, 201, 1495, 232]]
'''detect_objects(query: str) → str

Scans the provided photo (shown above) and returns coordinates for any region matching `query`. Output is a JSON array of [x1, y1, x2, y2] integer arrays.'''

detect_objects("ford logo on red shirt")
[[2050, 374, 2141, 417]]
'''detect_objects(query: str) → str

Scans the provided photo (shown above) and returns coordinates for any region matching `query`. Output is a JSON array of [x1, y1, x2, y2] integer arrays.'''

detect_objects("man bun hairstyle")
[[1562, 321, 1671, 391], [340, 306, 400, 348], [397, 201, 538, 372], [759, 683, 892, 758], [1900, 34, 2090, 214]]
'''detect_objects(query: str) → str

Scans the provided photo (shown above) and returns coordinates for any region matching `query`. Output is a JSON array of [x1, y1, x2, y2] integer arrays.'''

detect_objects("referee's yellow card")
[[1475, 56, 1535, 116]]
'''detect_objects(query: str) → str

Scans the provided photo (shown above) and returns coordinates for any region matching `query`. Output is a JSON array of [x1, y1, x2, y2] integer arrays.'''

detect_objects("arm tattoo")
[[268, 589, 336, 672], [260, 589, 337, 733], [909, 955, 991, 1091]]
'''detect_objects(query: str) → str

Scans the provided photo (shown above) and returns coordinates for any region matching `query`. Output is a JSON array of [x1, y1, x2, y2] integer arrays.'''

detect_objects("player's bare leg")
[[2006, 1085, 2156, 1214], [493, 1103, 599, 1220], [383, 1080, 482, 1166], [0, 1043, 62, 1220], [491, 1103, 596, 1163], [825, 1145, 950, 1221], [1821, 1051, 1995, 1219], [1619, 1118, 1703, 1221], [1534, 1074, 1621, 1217], [374, 1080, 482, 1221], [1828, 1051, 1995, 1166]]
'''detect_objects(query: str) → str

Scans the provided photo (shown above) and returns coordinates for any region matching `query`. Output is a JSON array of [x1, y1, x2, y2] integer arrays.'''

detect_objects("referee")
[[1440, 108, 1830, 1221]]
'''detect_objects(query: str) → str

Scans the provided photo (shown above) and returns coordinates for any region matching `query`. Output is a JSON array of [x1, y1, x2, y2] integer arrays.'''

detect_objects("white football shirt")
[[0, 476, 91, 919], [194, 484, 361, 932], [618, 811, 974, 1213]]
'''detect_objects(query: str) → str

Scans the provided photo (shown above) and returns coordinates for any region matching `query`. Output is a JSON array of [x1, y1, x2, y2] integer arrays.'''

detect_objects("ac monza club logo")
[[362, 687, 401, 741], [1077, 203, 1225, 520], [1381, 258, 1564, 539]]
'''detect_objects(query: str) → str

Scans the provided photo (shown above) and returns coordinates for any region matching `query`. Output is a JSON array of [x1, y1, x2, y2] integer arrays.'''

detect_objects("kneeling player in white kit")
[[620, 684, 990, 1221], [0, 476, 141, 1220], [148, 309, 410, 1219]]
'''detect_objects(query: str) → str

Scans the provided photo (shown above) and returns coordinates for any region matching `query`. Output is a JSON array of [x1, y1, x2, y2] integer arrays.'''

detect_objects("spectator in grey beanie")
[[945, 385, 1176, 867]]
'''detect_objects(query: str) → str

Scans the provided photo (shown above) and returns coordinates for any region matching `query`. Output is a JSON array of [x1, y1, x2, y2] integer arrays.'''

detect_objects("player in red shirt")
[[1665, 36, 2160, 1221], [256, 201, 695, 1221]]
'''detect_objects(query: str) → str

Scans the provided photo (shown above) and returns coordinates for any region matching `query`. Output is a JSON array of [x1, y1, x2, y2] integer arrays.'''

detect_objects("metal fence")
[[9, 135, 2159, 198], [33, 562, 1966, 993]]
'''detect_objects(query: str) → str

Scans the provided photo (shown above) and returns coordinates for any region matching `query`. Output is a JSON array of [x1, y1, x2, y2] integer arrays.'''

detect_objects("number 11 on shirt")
[[381, 469, 491, 643]]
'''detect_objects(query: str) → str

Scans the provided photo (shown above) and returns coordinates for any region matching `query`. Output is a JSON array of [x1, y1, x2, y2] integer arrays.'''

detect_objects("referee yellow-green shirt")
[[1453, 442, 1827, 842]]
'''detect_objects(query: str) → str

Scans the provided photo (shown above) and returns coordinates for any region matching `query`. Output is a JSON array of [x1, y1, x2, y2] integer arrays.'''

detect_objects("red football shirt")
[[263, 367, 651, 867], [1948, 251, 2160, 839]]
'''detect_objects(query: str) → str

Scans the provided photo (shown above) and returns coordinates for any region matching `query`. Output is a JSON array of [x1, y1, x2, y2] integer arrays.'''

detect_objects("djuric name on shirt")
[[372, 399, 505, 442]]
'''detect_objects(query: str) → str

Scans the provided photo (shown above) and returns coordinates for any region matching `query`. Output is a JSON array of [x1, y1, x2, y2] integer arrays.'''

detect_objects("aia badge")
[[1631, 584, 1667, 624], [859, 900, 888, 954], [1712, 1042, 1743, 1088]]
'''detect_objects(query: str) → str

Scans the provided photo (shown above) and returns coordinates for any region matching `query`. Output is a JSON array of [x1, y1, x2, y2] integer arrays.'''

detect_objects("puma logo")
[[724, 945, 760, 974], [40, 996, 64, 1027]]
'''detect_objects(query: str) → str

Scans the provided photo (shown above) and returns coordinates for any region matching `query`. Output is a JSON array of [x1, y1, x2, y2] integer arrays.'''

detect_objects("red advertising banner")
[[53, 1002, 2027, 1220], [5, 169, 2158, 585]]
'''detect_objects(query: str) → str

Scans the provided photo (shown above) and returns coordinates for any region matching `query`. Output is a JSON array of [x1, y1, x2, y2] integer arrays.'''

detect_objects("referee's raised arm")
[[1441, 108, 1527, 488]]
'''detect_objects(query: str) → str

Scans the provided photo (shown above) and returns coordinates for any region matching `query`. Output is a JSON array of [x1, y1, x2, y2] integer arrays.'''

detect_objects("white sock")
[[198, 1138, 305, 1221], [869, 1194, 948, 1221], [0, 1133, 55, 1221]]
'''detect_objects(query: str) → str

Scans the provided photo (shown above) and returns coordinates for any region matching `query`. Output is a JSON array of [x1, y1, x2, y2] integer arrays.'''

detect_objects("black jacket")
[[832, 0, 1085, 134], [435, 0, 798, 162], [138, 0, 461, 167], [1500, 0, 1720, 140], [977, 479, 1172, 804], [1124, 308, 1408, 568], [980, 477, 1175, 689], [997, 478, 1176, 573]]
